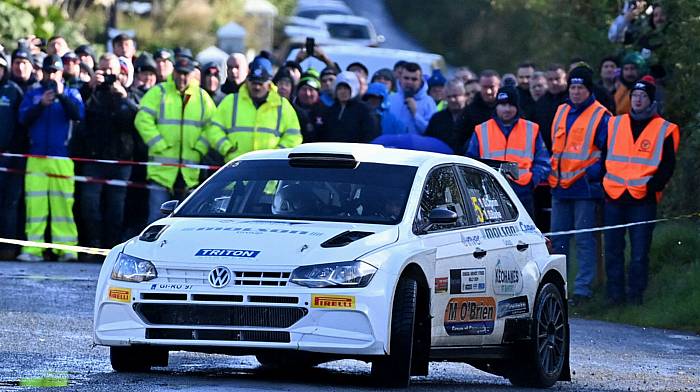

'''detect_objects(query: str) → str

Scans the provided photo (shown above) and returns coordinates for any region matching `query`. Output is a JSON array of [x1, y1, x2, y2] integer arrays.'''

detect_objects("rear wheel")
[[110, 346, 168, 372], [508, 283, 568, 387], [371, 277, 417, 388]]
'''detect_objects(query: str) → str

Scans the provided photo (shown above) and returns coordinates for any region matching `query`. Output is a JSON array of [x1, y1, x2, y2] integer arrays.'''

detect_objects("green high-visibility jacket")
[[135, 80, 216, 189], [207, 84, 302, 161]]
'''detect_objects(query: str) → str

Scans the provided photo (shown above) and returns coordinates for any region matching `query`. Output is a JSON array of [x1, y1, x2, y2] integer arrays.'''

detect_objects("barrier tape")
[[542, 212, 700, 237], [0, 166, 163, 190], [0, 237, 109, 256], [0, 152, 222, 171]]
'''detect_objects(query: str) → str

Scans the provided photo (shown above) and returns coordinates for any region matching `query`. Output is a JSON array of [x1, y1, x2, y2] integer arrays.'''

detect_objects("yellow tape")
[[0, 237, 109, 256]]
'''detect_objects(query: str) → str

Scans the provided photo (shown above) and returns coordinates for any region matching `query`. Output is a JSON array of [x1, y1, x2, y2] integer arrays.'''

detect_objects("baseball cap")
[[61, 51, 79, 62], [42, 54, 64, 72], [154, 48, 173, 61], [75, 44, 95, 58], [248, 57, 273, 82], [12, 48, 31, 62], [174, 57, 195, 74]]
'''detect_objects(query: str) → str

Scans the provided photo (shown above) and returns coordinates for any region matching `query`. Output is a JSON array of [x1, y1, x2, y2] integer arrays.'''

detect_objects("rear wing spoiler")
[[475, 159, 519, 180]]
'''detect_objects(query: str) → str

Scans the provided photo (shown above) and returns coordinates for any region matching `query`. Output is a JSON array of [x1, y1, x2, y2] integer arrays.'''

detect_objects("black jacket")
[[518, 86, 536, 121], [71, 86, 138, 160], [463, 94, 496, 134], [424, 108, 467, 154], [0, 78, 25, 153], [532, 90, 568, 150], [294, 101, 324, 143], [317, 99, 379, 143], [221, 80, 243, 95]]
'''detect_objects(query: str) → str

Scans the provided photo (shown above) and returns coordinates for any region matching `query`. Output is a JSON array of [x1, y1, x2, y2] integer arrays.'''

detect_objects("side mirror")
[[376, 34, 386, 43], [428, 207, 458, 224], [160, 200, 179, 216]]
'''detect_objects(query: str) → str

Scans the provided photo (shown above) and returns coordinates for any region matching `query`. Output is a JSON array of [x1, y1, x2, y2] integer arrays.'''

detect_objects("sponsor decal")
[[639, 139, 652, 152], [493, 257, 523, 295], [460, 233, 481, 247], [519, 221, 539, 234], [182, 226, 323, 236], [108, 287, 131, 303], [444, 297, 496, 335], [311, 294, 355, 309], [481, 225, 519, 239], [150, 283, 193, 290], [497, 296, 530, 318], [196, 249, 260, 257], [434, 277, 448, 293], [450, 268, 486, 294]]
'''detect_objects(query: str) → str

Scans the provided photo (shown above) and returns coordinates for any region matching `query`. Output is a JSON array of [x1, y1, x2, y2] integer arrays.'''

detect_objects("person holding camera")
[[72, 53, 138, 255], [16, 55, 84, 262]]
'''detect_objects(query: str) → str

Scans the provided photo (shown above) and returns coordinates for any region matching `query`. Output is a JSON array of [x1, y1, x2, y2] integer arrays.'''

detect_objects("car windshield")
[[176, 160, 417, 225], [297, 9, 351, 19], [326, 23, 371, 39]]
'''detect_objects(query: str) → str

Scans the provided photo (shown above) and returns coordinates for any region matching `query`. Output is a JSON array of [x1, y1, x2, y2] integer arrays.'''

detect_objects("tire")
[[255, 352, 324, 370], [110, 346, 167, 372], [371, 277, 418, 388], [508, 283, 568, 388]]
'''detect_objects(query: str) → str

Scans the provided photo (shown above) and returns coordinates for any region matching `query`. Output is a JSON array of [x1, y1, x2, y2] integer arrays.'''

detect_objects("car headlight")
[[111, 253, 158, 283], [289, 261, 377, 288]]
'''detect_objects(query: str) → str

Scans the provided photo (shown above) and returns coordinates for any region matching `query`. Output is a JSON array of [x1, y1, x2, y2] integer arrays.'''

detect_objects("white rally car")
[[94, 143, 570, 388]]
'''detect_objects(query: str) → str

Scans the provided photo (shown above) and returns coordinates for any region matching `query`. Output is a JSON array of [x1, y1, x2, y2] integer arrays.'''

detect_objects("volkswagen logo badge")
[[208, 266, 232, 288]]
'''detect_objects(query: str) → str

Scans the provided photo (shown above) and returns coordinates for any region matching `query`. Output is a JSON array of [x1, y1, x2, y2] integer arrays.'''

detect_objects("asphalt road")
[[0, 260, 699, 392]]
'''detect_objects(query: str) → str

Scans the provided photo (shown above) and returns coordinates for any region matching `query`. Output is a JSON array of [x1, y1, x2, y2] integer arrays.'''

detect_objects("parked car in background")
[[294, 0, 354, 20], [316, 15, 384, 47]]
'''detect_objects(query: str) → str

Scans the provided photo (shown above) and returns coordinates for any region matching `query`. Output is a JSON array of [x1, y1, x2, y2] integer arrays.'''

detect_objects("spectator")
[[502, 73, 518, 88], [118, 56, 134, 89], [529, 71, 548, 102], [548, 66, 611, 306], [347, 62, 369, 96], [220, 53, 248, 95], [31, 52, 45, 82], [388, 62, 436, 135], [319, 66, 337, 107], [425, 79, 469, 154], [316, 71, 378, 143], [603, 77, 678, 305], [463, 69, 501, 133], [0, 52, 25, 260], [206, 56, 301, 162], [17, 54, 84, 262], [133, 52, 158, 92], [570, 60, 616, 113], [293, 74, 324, 143], [464, 78, 480, 105], [466, 86, 550, 215], [516, 62, 537, 120], [75, 44, 95, 70], [46, 36, 69, 57], [10, 48, 36, 92], [62, 51, 90, 101], [273, 67, 295, 101], [615, 52, 647, 115], [282, 60, 303, 84], [453, 66, 476, 84], [609, 1, 667, 78], [200, 62, 226, 104], [74, 53, 138, 253], [393, 60, 406, 81], [371, 68, 395, 94], [112, 34, 136, 62], [363, 82, 404, 136], [427, 68, 447, 109], [533, 64, 568, 150], [153, 48, 174, 83], [134, 56, 216, 224], [597, 56, 619, 99]]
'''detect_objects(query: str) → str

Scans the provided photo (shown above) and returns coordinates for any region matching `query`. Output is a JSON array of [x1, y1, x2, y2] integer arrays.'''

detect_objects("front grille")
[[191, 294, 244, 302], [141, 293, 187, 301], [163, 266, 291, 287], [248, 295, 298, 304], [134, 303, 307, 328], [146, 328, 290, 342]]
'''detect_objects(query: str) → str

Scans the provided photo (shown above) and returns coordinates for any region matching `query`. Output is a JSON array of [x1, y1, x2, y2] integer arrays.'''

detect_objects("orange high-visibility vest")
[[475, 118, 538, 186], [603, 114, 679, 200], [548, 101, 609, 189]]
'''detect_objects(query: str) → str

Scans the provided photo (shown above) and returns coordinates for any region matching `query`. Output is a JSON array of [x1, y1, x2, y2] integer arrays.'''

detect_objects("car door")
[[414, 165, 487, 347], [455, 165, 532, 345]]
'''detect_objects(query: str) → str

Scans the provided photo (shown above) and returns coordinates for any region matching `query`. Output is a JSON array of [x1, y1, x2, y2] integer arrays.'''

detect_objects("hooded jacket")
[[0, 58, 24, 153], [388, 79, 437, 134]]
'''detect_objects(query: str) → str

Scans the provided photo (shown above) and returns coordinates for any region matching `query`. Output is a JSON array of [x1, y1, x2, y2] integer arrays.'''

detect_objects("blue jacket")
[[466, 116, 551, 198], [19, 83, 84, 157], [551, 95, 610, 200], [388, 81, 437, 135]]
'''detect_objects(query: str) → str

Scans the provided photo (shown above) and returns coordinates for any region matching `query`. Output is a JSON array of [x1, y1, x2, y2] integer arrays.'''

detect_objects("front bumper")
[[94, 270, 392, 356]]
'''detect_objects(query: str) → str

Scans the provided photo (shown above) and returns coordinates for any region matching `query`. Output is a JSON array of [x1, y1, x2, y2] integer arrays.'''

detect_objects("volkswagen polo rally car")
[[93, 143, 570, 388]]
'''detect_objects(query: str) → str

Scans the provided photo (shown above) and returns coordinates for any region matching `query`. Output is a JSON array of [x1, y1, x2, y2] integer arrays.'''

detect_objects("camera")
[[103, 74, 117, 85]]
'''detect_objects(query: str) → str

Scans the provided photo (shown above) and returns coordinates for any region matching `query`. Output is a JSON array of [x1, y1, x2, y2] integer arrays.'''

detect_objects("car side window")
[[415, 166, 469, 233], [457, 166, 518, 225]]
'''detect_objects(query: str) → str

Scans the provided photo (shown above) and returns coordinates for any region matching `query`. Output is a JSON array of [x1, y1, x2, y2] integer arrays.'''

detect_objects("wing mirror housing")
[[428, 207, 458, 224], [160, 200, 179, 216]]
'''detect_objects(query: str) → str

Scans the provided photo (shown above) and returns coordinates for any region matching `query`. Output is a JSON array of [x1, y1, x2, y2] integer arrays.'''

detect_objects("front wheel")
[[371, 277, 417, 388], [508, 283, 568, 388]]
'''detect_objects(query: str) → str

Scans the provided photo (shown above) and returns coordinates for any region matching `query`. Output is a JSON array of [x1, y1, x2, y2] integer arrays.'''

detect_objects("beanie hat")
[[320, 66, 338, 77], [297, 75, 321, 91], [134, 52, 157, 74], [248, 56, 273, 82], [12, 48, 31, 62], [346, 61, 369, 77], [630, 75, 656, 101], [495, 86, 519, 108], [302, 67, 320, 80], [333, 71, 360, 99], [0, 52, 7, 69], [622, 52, 648, 74], [567, 65, 594, 92], [363, 82, 389, 100], [42, 54, 63, 72], [427, 69, 447, 89]]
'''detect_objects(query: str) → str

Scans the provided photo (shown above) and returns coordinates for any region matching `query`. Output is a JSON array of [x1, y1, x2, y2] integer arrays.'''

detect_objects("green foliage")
[[0, 0, 87, 49]]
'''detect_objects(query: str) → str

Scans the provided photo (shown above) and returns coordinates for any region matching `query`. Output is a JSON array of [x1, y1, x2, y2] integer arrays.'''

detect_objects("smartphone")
[[305, 37, 315, 58], [45, 80, 58, 94]]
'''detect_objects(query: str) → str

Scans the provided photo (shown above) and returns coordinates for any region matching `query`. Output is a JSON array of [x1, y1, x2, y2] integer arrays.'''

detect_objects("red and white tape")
[[0, 166, 164, 190], [0, 152, 222, 170]]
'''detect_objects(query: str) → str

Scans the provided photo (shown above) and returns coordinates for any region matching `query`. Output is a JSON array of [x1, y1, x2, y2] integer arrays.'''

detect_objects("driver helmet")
[[272, 183, 313, 215]]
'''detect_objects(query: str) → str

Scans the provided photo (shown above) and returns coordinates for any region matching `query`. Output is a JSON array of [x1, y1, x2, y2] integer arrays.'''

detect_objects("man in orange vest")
[[548, 66, 611, 306], [603, 77, 677, 306], [465, 86, 550, 216]]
